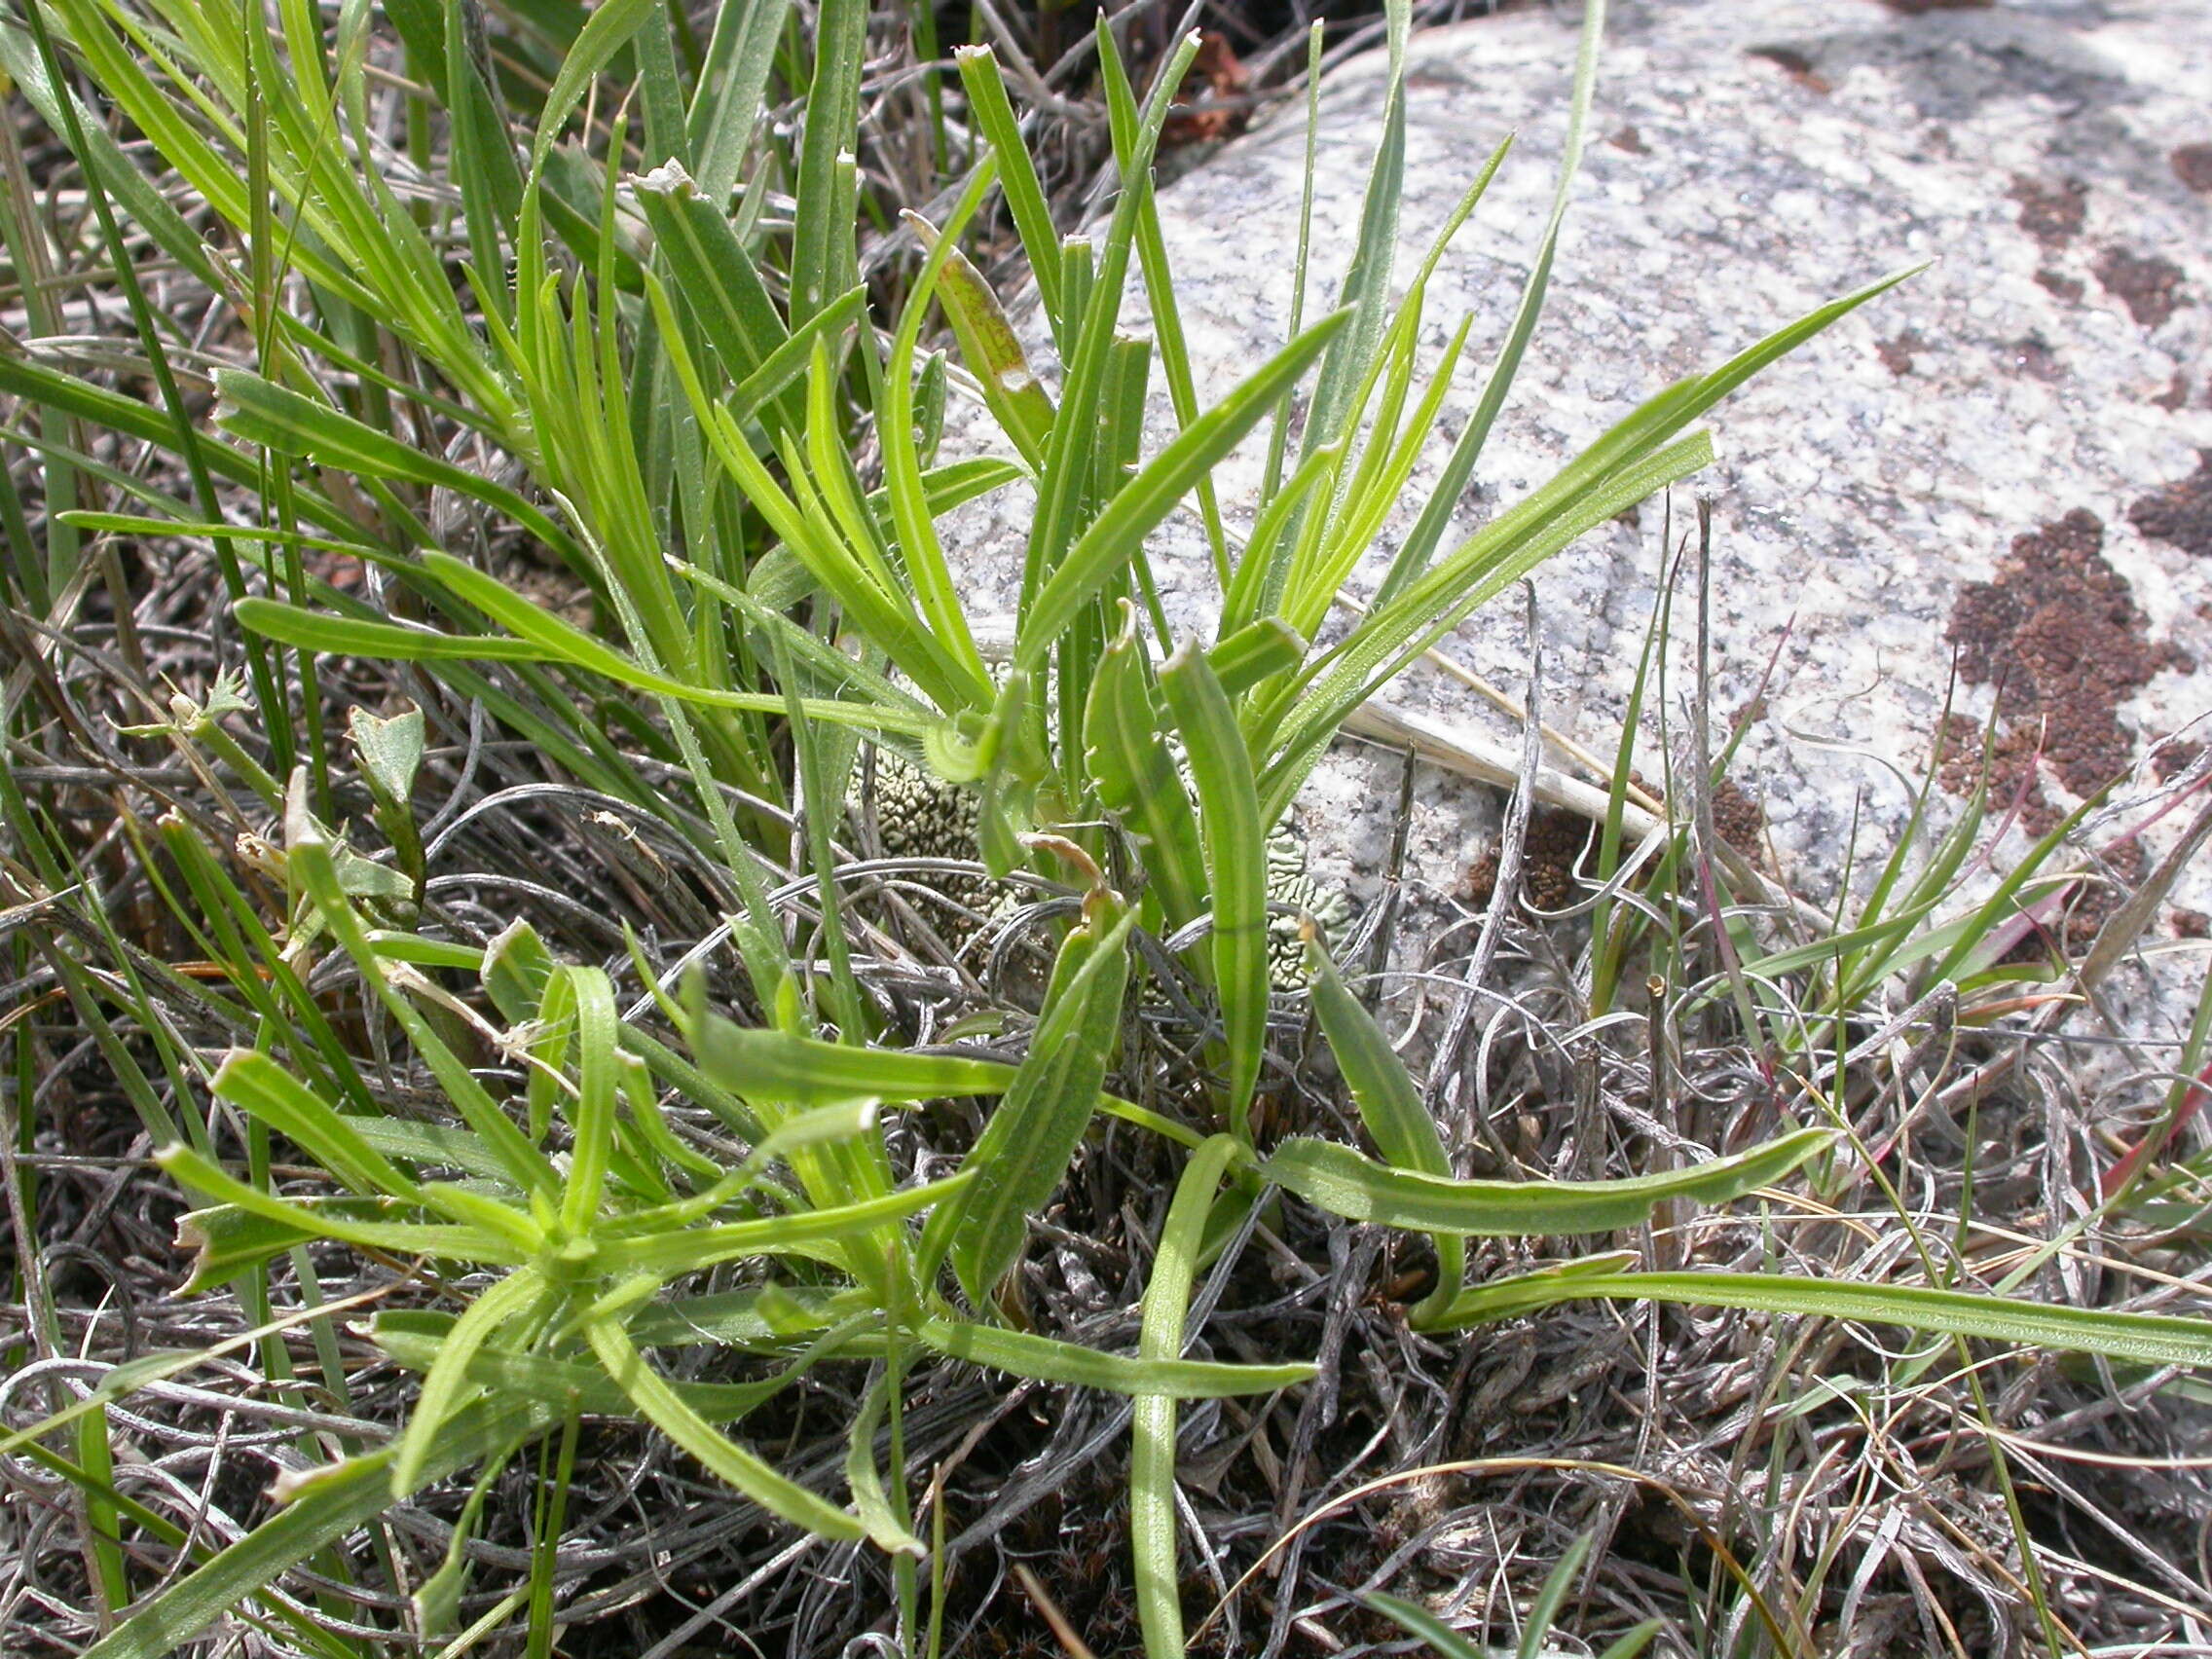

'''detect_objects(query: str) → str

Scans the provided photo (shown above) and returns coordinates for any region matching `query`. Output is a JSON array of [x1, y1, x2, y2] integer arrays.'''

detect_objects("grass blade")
[[919, 1317, 1312, 1398], [1304, 940, 1463, 1326], [1017, 308, 1349, 674], [1436, 1269, 2212, 1367], [1131, 1134, 1244, 1659], [691, 1011, 1015, 1107], [932, 896, 1136, 1306], [1262, 1127, 1833, 1235], [1159, 643, 1269, 1143], [587, 1314, 866, 1539]]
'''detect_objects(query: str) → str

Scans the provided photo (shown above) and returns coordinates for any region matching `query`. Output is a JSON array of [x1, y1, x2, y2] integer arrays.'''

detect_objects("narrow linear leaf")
[[530, 0, 657, 174], [77, 1397, 555, 1659], [599, 1173, 973, 1279], [937, 903, 1136, 1306], [211, 1050, 424, 1203], [158, 1148, 524, 1266], [1016, 309, 1351, 673], [1131, 1134, 1244, 1659], [587, 1315, 865, 1538], [1305, 944, 1463, 1326], [1084, 607, 1207, 930], [692, 1009, 1015, 1107], [1437, 1270, 2212, 1368], [391, 1266, 548, 1496], [906, 211, 1056, 469], [920, 1316, 1312, 1398], [1160, 644, 1268, 1143], [1263, 1127, 1833, 1236]]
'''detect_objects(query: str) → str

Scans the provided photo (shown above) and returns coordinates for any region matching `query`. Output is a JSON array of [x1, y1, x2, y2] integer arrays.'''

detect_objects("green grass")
[[5, 0, 2211, 1653]]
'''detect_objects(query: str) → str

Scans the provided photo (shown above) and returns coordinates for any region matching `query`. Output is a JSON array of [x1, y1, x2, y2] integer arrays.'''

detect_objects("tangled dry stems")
[[8, 651, 2211, 1655]]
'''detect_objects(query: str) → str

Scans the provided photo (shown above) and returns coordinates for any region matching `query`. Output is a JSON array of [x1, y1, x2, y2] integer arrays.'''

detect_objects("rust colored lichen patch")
[[2035, 269, 2084, 301], [1748, 46, 1831, 92], [1937, 712, 2053, 832], [1608, 126, 1648, 154], [2177, 908, 2210, 940], [2154, 739, 2204, 782], [1941, 510, 2190, 830], [2173, 143, 2212, 194], [2128, 450, 2212, 558], [1461, 807, 1591, 913], [2094, 246, 2187, 327], [1877, 329, 1928, 376], [1883, 0, 1992, 10], [2009, 175, 2087, 248], [1712, 778, 1768, 862], [2154, 371, 2191, 410]]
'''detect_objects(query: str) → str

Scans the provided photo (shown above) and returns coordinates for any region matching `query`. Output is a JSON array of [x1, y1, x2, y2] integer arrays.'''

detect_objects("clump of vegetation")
[[5, 0, 2210, 1656]]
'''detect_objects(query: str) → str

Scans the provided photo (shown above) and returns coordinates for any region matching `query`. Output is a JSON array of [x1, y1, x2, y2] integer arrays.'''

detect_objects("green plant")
[[9, 0, 2212, 1652]]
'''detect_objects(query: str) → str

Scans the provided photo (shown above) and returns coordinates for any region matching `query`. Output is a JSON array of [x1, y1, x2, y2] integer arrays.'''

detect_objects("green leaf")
[[1262, 266, 1912, 818], [1436, 1268, 2212, 1368], [559, 967, 621, 1234], [1016, 22, 1201, 614], [933, 902, 1136, 1306], [1360, 1590, 1491, 1659], [1084, 607, 1207, 931], [630, 1284, 858, 1347], [878, 168, 1001, 707], [211, 1049, 424, 1203], [1256, 429, 1714, 823], [170, 1197, 440, 1291], [531, 0, 657, 174], [1131, 1134, 1244, 1659], [1262, 1127, 1833, 1235], [1015, 309, 1351, 675], [1207, 617, 1307, 699], [1160, 643, 1269, 1143], [905, 210, 1055, 470], [372, 1328, 737, 1430], [1522, 1532, 1594, 1659], [691, 1008, 1014, 1107], [159, 1147, 526, 1266], [391, 1265, 550, 1496], [483, 916, 559, 1027], [237, 590, 930, 737], [790, 0, 864, 323], [846, 1370, 924, 1555], [595, 1174, 973, 1280], [632, 168, 792, 381], [349, 1118, 511, 1184], [587, 1314, 866, 1538], [920, 1316, 1311, 1398], [1376, 8, 1597, 610], [348, 703, 424, 804], [1305, 944, 1463, 1326], [952, 47, 1065, 338], [213, 371, 571, 558], [284, 788, 561, 1194]]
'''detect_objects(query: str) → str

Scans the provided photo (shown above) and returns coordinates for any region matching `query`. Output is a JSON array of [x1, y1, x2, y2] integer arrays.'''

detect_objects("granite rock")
[[944, 0, 2212, 1038]]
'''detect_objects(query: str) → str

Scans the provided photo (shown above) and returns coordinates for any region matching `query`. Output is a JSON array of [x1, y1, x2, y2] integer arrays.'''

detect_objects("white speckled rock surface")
[[942, 0, 2212, 1037]]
